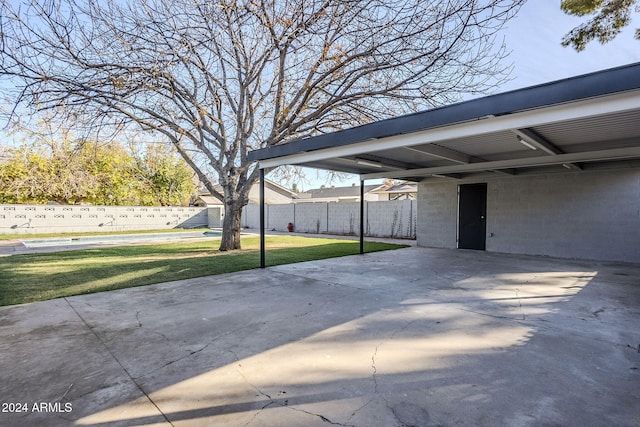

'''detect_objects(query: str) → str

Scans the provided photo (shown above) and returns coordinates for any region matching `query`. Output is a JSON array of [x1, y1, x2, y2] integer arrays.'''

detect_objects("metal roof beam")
[[512, 128, 582, 170], [402, 145, 475, 164], [361, 146, 640, 180], [406, 142, 516, 175], [512, 128, 561, 154], [352, 154, 421, 170]]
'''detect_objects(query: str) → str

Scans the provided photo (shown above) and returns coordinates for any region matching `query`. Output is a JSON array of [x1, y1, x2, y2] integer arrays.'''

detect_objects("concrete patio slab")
[[1, 247, 639, 426]]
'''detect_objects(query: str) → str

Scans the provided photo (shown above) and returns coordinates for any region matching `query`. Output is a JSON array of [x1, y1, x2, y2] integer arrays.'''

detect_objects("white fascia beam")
[[257, 91, 640, 170], [361, 146, 640, 180]]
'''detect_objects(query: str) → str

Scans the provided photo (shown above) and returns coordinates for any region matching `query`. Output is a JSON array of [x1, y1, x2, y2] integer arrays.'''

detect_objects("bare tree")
[[1, 0, 524, 250]]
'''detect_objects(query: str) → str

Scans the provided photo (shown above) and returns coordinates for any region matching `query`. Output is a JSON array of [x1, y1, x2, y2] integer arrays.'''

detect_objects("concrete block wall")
[[417, 168, 640, 263], [366, 200, 416, 238], [266, 204, 295, 230], [242, 204, 260, 230], [327, 202, 360, 235], [416, 181, 458, 249], [0, 204, 209, 234], [242, 200, 417, 238], [292, 203, 328, 233]]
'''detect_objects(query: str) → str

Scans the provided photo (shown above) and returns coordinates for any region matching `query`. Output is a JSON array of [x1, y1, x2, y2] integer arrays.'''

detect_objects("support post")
[[259, 168, 266, 268], [360, 179, 364, 254]]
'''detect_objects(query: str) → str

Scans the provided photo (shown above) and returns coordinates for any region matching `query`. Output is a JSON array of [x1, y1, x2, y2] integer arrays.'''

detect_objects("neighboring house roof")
[[192, 179, 297, 206], [192, 195, 223, 206], [248, 180, 298, 204], [248, 62, 640, 181], [299, 184, 381, 199], [371, 181, 417, 194]]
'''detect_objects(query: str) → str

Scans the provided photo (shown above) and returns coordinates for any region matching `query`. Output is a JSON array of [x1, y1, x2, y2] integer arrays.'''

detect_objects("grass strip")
[[0, 236, 407, 306], [0, 228, 211, 241]]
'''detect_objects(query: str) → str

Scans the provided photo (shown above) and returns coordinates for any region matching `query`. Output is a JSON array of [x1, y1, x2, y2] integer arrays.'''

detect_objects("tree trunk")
[[219, 201, 243, 251]]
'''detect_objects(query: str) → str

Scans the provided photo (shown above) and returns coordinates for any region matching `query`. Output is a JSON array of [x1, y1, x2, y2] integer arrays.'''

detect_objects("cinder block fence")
[[0, 204, 215, 234], [242, 200, 417, 239], [1, 200, 416, 239]]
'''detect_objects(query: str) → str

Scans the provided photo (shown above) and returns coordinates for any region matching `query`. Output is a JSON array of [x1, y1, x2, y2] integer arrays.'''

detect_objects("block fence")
[[0, 204, 219, 234], [1, 200, 416, 239], [243, 200, 417, 239]]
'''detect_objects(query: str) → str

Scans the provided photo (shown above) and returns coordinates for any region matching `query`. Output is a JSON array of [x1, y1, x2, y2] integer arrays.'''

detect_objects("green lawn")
[[0, 228, 211, 240], [0, 236, 407, 306]]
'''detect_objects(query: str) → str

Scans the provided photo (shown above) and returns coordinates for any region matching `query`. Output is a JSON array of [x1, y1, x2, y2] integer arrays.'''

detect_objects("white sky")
[[499, 1, 639, 92], [298, 1, 640, 190]]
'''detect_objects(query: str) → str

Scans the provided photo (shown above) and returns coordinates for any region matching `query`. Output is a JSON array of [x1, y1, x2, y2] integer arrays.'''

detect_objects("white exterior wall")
[[0, 205, 209, 234], [207, 207, 224, 228], [417, 168, 640, 263]]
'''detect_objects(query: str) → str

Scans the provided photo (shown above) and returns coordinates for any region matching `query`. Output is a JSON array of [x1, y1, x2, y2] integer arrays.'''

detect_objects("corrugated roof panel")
[[533, 109, 640, 146], [369, 147, 457, 167], [428, 131, 523, 158]]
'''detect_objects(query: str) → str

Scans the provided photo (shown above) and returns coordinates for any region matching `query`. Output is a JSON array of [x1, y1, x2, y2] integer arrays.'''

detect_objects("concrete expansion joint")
[[63, 298, 175, 426]]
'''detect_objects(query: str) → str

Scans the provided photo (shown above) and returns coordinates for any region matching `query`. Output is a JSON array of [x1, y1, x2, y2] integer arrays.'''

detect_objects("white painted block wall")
[[327, 202, 360, 235], [417, 168, 640, 263], [242, 200, 417, 238], [0, 205, 210, 234]]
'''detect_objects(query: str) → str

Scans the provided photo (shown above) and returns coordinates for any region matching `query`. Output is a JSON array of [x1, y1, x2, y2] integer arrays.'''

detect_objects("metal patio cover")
[[248, 63, 640, 181]]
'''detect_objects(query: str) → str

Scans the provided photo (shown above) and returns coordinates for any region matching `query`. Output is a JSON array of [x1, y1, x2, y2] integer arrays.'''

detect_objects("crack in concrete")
[[135, 311, 143, 328], [372, 345, 380, 393], [388, 404, 411, 427], [133, 321, 260, 380], [345, 398, 375, 424], [243, 400, 277, 427], [227, 348, 240, 362], [369, 318, 423, 427], [287, 406, 356, 426], [238, 365, 355, 427], [456, 306, 515, 320], [371, 318, 420, 392], [515, 288, 525, 321]]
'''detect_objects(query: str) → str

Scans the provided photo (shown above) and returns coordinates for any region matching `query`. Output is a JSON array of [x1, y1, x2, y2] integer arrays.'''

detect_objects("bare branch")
[[0, 0, 525, 250]]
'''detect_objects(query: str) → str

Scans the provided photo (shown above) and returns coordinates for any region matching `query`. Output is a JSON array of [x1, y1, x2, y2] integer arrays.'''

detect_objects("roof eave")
[[249, 62, 640, 164]]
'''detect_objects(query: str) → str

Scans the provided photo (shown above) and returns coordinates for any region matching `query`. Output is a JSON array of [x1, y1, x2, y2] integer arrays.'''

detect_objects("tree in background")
[[0, 138, 196, 206], [131, 144, 199, 207], [561, 0, 639, 50], [0, 0, 525, 250]]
